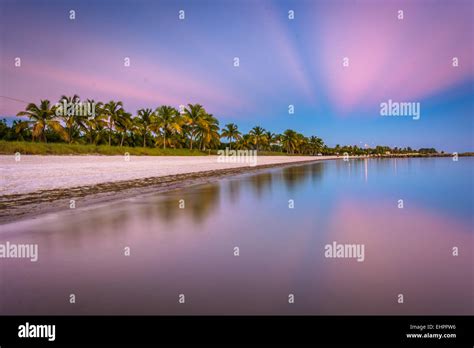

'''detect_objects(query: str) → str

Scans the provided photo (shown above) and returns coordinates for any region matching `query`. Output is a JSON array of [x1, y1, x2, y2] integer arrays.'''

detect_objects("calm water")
[[0, 158, 472, 315]]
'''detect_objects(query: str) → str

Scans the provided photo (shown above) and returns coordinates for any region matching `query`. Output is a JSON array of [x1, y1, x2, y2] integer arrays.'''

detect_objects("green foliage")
[[2, 96, 441, 156], [0, 140, 205, 156]]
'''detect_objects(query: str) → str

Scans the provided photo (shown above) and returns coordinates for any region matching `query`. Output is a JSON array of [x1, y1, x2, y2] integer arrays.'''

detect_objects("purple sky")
[[0, 0, 472, 151]]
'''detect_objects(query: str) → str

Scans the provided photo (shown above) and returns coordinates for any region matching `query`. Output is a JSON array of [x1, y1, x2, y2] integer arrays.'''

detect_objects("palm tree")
[[221, 123, 241, 150], [115, 110, 132, 147], [183, 103, 206, 150], [154, 106, 182, 149], [83, 100, 106, 144], [103, 101, 123, 146], [249, 126, 266, 151], [196, 113, 220, 150], [295, 133, 308, 154], [136, 108, 154, 147], [17, 100, 67, 142], [57, 94, 81, 144], [13, 120, 31, 141], [11, 99, 338, 154], [308, 136, 324, 155], [281, 129, 298, 154], [264, 131, 276, 150], [235, 133, 253, 150]]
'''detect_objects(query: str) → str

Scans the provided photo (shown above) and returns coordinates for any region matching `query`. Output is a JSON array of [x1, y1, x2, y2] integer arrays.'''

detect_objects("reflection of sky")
[[331, 158, 474, 222], [0, 158, 472, 314], [317, 198, 472, 314], [1, 0, 472, 151]]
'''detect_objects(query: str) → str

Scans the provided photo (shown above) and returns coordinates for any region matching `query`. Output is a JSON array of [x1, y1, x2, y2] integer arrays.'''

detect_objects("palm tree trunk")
[[143, 133, 146, 148], [163, 132, 166, 149], [109, 119, 114, 146], [120, 133, 125, 147]]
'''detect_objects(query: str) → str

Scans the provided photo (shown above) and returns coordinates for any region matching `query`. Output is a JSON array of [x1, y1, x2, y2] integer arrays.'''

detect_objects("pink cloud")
[[318, 2, 473, 114], [1, 43, 245, 116]]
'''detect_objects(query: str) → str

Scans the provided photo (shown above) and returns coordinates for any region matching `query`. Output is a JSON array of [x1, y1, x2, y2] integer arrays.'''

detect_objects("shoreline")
[[2, 155, 468, 225], [0, 156, 337, 225]]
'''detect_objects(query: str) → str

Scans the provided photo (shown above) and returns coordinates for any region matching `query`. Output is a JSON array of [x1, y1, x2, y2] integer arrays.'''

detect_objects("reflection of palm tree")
[[250, 172, 273, 198], [310, 162, 324, 183], [151, 196, 180, 223], [188, 185, 220, 223], [16, 100, 67, 142], [155, 185, 221, 224], [282, 166, 305, 191], [227, 180, 241, 203], [249, 126, 265, 151], [221, 123, 241, 150]]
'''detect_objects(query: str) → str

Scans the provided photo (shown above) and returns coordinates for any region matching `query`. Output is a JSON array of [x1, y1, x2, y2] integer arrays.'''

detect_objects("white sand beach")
[[1, 155, 337, 196]]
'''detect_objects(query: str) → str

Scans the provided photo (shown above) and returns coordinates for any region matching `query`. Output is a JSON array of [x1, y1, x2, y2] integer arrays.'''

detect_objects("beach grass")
[[0, 140, 208, 156], [0, 140, 295, 156]]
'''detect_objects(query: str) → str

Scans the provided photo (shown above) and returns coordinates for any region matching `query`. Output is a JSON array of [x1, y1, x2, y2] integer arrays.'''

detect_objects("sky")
[[0, 0, 473, 152]]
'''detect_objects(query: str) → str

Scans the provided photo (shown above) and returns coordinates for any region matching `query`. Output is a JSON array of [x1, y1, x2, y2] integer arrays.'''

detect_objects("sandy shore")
[[0, 155, 338, 223]]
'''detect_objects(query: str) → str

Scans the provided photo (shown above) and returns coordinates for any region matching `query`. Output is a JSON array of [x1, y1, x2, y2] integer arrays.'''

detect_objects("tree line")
[[0, 95, 436, 155]]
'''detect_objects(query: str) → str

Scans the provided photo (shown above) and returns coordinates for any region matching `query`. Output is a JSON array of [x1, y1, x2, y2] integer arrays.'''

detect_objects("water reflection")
[[0, 159, 472, 315], [129, 162, 327, 225], [151, 184, 221, 224], [317, 198, 472, 314]]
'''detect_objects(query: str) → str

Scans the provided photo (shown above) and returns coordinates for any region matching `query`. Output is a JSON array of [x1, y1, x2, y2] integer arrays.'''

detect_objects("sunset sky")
[[0, 0, 472, 151]]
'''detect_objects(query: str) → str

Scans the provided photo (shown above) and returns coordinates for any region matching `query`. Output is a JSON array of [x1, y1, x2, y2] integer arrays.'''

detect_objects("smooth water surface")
[[1, 158, 472, 314]]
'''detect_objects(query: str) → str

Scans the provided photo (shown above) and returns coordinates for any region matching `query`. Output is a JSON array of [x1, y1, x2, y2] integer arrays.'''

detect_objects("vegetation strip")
[[0, 95, 446, 155]]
